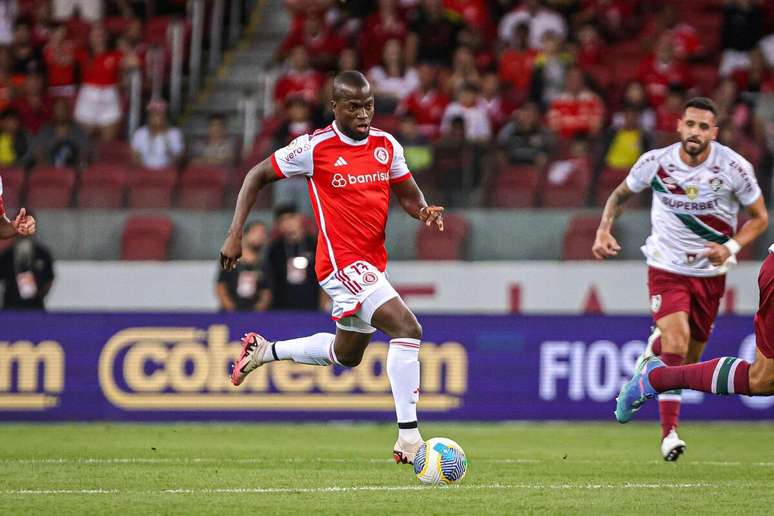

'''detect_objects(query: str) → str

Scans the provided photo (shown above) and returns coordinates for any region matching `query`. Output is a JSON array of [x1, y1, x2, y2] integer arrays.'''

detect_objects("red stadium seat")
[[0, 167, 25, 212], [594, 167, 629, 206], [121, 215, 174, 261], [178, 166, 229, 210], [542, 158, 592, 208], [127, 168, 178, 208], [93, 141, 134, 165], [25, 167, 76, 208], [415, 212, 469, 260], [563, 214, 608, 260], [488, 165, 540, 208], [693, 64, 719, 96], [78, 164, 129, 208]]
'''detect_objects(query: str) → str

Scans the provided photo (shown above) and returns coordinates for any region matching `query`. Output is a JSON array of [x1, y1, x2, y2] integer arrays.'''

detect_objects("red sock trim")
[[660, 352, 683, 367], [652, 336, 662, 356], [650, 358, 721, 393]]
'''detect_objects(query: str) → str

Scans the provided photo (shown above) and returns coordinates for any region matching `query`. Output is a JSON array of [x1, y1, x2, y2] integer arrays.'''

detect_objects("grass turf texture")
[[1, 422, 773, 514]]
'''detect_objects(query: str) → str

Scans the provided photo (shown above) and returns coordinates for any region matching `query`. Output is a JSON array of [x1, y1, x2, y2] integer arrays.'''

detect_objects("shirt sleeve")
[[169, 129, 184, 156], [385, 133, 411, 182], [271, 134, 314, 178], [729, 154, 761, 206], [625, 150, 658, 193]]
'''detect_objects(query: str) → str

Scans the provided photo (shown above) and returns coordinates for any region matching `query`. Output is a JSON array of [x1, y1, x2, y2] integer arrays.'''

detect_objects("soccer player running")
[[0, 177, 36, 239], [219, 71, 444, 465], [592, 97, 768, 460]]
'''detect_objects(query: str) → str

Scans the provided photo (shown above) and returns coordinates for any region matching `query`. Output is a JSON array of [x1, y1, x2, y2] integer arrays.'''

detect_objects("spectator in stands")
[[273, 96, 315, 147], [405, 0, 463, 66], [612, 81, 656, 132], [12, 72, 51, 134], [0, 232, 54, 310], [397, 113, 432, 172], [546, 67, 604, 140], [74, 25, 134, 142], [573, 23, 603, 70], [497, 100, 554, 167], [0, 108, 29, 167], [396, 61, 449, 140], [0, 53, 11, 111], [359, 0, 408, 70], [714, 77, 751, 131], [10, 20, 43, 87], [720, 0, 764, 77], [265, 203, 322, 311], [191, 113, 236, 167], [529, 30, 572, 109], [31, 97, 89, 169], [573, 0, 635, 42], [480, 71, 516, 133], [53, 0, 102, 22], [43, 24, 78, 99], [638, 32, 692, 108], [498, 22, 537, 97], [274, 45, 324, 106], [441, 82, 491, 143], [498, 0, 566, 50], [278, 14, 345, 71], [600, 103, 652, 170], [443, 45, 481, 95], [367, 38, 418, 113], [130, 100, 184, 170], [0, 0, 17, 46], [655, 87, 685, 134], [640, 5, 702, 61], [30, 0, 53, 48], [215, 221, 271, 312]]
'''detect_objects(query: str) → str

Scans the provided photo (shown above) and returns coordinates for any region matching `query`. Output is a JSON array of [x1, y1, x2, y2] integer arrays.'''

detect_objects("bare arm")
[[219, 158, 282, 270], [0, 208, 36, 240], [215, 282, 237, 311], [592, 180, 635, 259], [390, 176, 444, 230], [704, 195, 769, 265]]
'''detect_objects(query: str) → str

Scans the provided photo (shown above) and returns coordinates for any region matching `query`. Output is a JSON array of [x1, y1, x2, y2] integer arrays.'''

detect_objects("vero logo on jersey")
[[331, 172, 390, 188], [334, 156, 348, 167]]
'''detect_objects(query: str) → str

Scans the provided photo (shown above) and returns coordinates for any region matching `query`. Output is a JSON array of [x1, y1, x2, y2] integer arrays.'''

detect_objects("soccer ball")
[[413, 437, 468, 485]]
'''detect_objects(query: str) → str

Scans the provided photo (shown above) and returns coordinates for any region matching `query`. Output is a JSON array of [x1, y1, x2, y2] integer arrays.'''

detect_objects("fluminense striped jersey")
[[626, 141, 761, 277]]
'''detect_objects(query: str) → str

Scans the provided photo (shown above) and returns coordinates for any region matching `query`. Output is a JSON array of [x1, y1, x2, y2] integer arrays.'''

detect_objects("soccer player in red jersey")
[[593, 97, 768, 460], [220, 71, 444, 465], [0, 176, 36, 239], [616, 245, 774, 419]]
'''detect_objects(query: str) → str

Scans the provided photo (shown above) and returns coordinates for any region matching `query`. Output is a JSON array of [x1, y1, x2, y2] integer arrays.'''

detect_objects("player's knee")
[[660, 328, 690, 355], [398, 318, 422, 340], [749, 367, 774, 395], [336, 349, 364, 368]]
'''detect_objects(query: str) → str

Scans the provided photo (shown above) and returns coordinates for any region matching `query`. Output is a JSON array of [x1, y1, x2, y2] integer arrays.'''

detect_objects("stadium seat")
[[25, 167, 76, 209], [127, 168, 177, 208], [0, 167, 25, 211], [77, 164, 129, 208], [594, 167, 629, 206], [178, 165, 229, 210], [563, 215, 608, 260], [121, 215, 174, 261], [488, 165, 541, 208], [93, 141, 133, 165], [693, 64, 719, 96], [542, 158, 592, 208], [415, 212, 469, 260]]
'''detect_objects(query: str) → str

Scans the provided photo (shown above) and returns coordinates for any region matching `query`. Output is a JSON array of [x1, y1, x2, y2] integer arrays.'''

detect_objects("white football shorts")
[[320, 260, 399, 334]]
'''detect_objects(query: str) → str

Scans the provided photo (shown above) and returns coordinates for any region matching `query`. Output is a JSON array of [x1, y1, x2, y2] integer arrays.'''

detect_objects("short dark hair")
[[274, 203, 299, 219], [682, 97, 717, 117], [243, 220, 266, 234], [209, 113, 226, 123]]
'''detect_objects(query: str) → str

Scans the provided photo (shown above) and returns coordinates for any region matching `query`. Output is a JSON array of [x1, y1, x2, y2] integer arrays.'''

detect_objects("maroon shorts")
[[647, 267, 726, 343], [754, 253, 774, 359]]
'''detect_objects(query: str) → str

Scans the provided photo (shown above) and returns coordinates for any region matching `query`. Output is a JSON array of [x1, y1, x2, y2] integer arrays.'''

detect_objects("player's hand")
[[701, 242, 732, 266], [219, 233, 242, 271], [12, 208, 36, 236], [420, 205, 444, 232], [592, 229, 621, 259]]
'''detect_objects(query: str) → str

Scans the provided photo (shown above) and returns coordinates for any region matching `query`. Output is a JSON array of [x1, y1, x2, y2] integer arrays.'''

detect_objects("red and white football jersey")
[[271, 122, 412, 281]]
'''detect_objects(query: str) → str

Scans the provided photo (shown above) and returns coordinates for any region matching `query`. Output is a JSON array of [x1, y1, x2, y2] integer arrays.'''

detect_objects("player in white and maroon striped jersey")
[[220, 71, 444, 465], [0, 176, 36, 239], [593, 97, 768, 460]]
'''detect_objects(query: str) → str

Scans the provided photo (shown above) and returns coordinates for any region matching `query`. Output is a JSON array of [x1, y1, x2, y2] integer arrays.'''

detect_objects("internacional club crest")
[[332, 173, 347, 188], [374, 147, 389, 165]]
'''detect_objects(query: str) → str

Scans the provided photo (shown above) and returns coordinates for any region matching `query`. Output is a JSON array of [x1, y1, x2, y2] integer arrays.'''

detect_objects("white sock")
[[387, 338, 421, 438], [263, 333, 338, 365]]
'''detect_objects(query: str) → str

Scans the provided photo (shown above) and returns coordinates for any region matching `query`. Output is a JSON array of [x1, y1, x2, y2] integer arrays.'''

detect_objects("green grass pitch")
[[1, 422, 773, 514]]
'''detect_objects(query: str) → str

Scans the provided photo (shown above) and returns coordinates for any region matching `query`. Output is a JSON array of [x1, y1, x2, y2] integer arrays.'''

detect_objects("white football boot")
[[230, 332, 270, 386], [661, 429, 686, 462], [393, 435, 424, 465], [635, 327, 661, 371]]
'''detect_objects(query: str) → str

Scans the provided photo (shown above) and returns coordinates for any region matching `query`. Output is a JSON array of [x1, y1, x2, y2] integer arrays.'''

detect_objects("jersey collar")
[[675, 140, 715, 170], [332, 121, 369, 146]]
